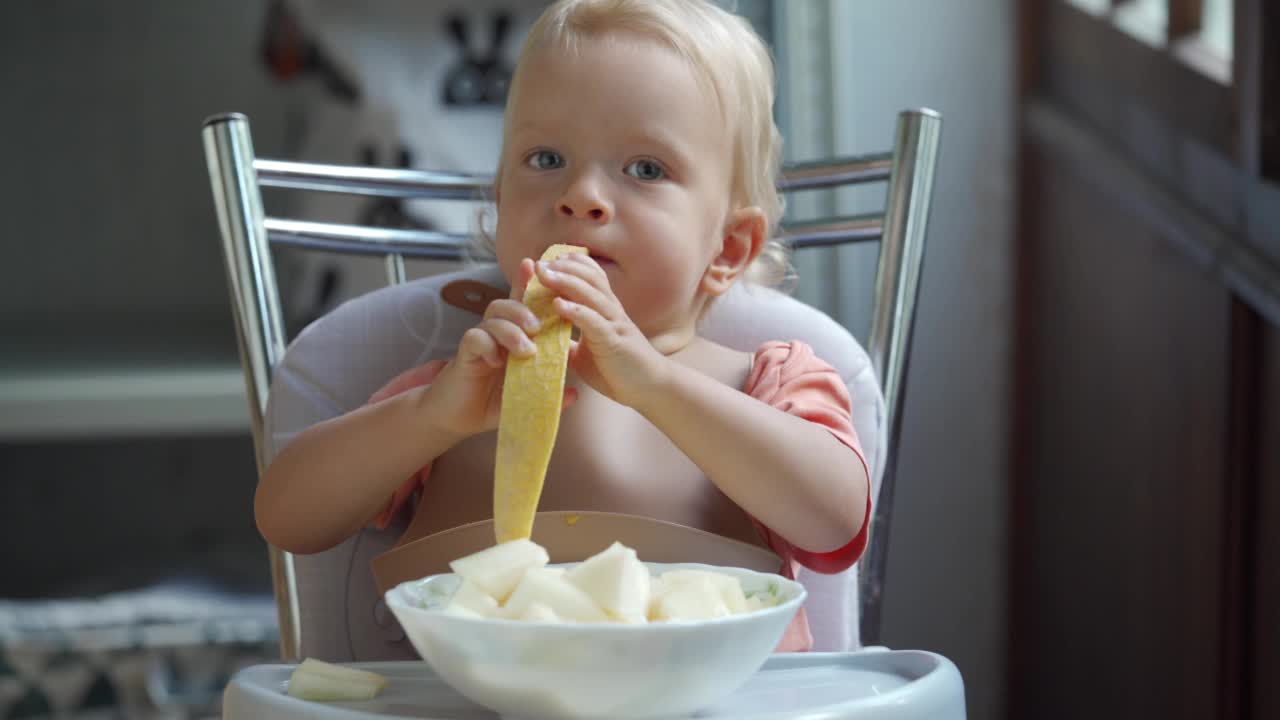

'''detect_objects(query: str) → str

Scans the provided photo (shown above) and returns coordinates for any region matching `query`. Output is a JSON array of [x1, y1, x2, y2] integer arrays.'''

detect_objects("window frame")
[[1047, 0, 1236, 160]]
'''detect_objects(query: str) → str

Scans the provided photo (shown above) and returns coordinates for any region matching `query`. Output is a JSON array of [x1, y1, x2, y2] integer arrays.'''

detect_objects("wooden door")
[[1011, 1, 1279, 717]]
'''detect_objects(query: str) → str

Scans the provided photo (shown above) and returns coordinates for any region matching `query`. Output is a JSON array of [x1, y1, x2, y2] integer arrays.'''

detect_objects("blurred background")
[[0, 0, 1276, 718]]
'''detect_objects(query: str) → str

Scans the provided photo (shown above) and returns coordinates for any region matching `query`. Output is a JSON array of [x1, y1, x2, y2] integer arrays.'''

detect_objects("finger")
[[561, 386, 579, 411], [459, 327, 504, 368], [566, 338, 585, 368], [553, 253, 611, 290], [484, 298, 541, 335], [537, 261, 617, 318], [553, 297, 612, 345], [565, 339, 598, 375], [479, 318, 537, 358], [559, 251, 609, 275], [510, 258, 536, 300]]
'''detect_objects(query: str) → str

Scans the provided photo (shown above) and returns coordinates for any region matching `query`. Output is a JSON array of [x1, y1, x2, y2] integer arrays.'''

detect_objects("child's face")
[[494, 34, 735, 337]]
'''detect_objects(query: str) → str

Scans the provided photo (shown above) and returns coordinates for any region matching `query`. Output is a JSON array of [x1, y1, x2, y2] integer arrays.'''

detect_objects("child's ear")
[[702, 206, 767, 297]]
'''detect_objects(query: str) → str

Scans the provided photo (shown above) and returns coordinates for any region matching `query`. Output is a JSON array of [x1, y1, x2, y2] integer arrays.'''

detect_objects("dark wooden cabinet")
[[1018, 150, 1233, 720], [1252, 323, 1280, 720], [1012, 2, 1279, 718]]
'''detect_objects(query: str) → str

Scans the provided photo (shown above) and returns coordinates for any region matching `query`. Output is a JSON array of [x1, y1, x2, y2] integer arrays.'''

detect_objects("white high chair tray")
[[221, 649, 965, 720]]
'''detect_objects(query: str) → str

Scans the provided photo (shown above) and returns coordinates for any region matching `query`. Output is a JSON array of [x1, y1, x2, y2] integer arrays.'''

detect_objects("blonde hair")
[[481, 0, 792, 289]]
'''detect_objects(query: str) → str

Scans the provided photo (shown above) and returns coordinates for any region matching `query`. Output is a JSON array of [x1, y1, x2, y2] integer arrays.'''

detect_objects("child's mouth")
[[560, 242, 614, 266]]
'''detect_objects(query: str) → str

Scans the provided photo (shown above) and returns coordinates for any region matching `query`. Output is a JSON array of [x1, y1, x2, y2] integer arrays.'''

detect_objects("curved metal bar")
[[784, 214, 883, 248], [263, 216, 879, 257], [201, 112, 301, 659], [779, 153, 893, 190], [255, 159, 491, 200], [250, 153, 894, 200], [385, 254, 408, 285], [857, 108, 943, 646], [264, 219, 478, 260]]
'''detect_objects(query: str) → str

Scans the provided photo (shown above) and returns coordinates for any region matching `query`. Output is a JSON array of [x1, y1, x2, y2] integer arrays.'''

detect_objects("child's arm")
[[536, 255, 867, 556], [256, 260, 556, 554], [633, 357, 868, 555], [255, 378, 462, 555]]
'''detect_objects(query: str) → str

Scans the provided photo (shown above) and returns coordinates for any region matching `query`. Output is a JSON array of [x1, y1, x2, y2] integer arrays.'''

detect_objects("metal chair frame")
[[202, 108, 941, 658]]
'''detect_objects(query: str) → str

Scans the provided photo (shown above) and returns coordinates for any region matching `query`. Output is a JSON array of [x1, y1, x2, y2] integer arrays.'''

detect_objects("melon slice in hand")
[[493, 243, 589, 543]]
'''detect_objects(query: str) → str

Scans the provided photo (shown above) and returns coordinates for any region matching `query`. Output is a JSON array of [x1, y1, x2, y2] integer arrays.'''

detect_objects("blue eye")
[[624, 159, 665, 181], [525, 150, 563, 170]]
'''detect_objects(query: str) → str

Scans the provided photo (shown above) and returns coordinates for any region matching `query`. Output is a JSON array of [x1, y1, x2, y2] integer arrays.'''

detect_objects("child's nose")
[[559, 202, 608, 221], [557, 179, 612, 223]]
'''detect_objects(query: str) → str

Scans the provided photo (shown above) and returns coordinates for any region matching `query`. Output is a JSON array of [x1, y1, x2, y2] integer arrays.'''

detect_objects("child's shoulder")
[[689, 337, 838, 395], [742, 340, 845, 390], [681, 337, 755, 390], [741, 340, 857, 425]]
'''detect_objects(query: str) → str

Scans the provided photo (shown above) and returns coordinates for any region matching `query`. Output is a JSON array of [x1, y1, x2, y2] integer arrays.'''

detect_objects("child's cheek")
[[491, 230, 521, 286]]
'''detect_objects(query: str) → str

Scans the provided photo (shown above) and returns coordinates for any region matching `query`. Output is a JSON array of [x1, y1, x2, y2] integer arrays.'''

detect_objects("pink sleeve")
[[743, 341, 872, 575], [366, 359, 449, 529]]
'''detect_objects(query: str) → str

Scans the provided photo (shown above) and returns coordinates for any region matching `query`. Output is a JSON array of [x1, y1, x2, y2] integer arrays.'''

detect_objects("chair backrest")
[[202, 108, 940, 658]]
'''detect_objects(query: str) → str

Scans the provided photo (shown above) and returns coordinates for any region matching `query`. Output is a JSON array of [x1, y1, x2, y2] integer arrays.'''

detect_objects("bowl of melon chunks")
[[384, 537, 805, 720]]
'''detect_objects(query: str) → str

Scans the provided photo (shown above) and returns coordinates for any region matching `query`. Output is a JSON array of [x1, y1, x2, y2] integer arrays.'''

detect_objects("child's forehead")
[[508, 33, 723, 120], [527, 31, 715, 90]]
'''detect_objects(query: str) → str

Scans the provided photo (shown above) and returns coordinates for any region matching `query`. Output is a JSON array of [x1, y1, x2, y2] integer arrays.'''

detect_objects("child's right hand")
[[424, 258, 577, 438]]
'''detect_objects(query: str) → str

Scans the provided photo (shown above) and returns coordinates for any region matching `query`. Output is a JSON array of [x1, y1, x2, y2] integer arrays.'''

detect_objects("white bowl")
[[385, 561, 806, 720]]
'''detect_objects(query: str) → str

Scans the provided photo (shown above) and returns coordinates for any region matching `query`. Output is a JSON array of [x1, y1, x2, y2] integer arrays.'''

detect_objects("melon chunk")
[[439, 538, 775, 625], [286, 658, 388, 701], [502, 567, 610, 623], [650, 576, 732, 622], [444, 579, 501, 618], [657, 569, 749, 614], [646, 575, 668, 620], [566, 542, 651, 623], [515, 601, 565, 623], [448, 538, 549, 601]]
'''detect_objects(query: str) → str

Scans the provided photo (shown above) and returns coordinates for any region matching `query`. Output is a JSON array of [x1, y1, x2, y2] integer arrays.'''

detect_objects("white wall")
[[776, 2, 1012, 718]]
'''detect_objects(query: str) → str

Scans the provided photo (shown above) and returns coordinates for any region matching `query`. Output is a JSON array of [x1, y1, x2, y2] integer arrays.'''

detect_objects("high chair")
[[202, 108, 941, 666]]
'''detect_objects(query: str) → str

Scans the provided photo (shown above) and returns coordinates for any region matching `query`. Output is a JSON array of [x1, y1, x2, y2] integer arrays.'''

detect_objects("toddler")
[[258, 0, 871, 653]]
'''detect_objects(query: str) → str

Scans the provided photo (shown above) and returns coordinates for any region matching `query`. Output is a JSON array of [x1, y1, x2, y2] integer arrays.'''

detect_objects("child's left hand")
[[534, 254, 668, 408]]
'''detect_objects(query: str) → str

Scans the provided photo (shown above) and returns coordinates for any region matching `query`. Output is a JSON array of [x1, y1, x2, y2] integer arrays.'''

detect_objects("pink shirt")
[[741, 341, 871, 651], [368, 340, 870, 651]]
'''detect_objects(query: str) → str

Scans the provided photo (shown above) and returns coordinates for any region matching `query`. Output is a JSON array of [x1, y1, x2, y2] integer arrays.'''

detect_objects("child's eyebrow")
[[507, 123, 696, 167], [508, 121, 551, 141], [625, 129, 692, 162]]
